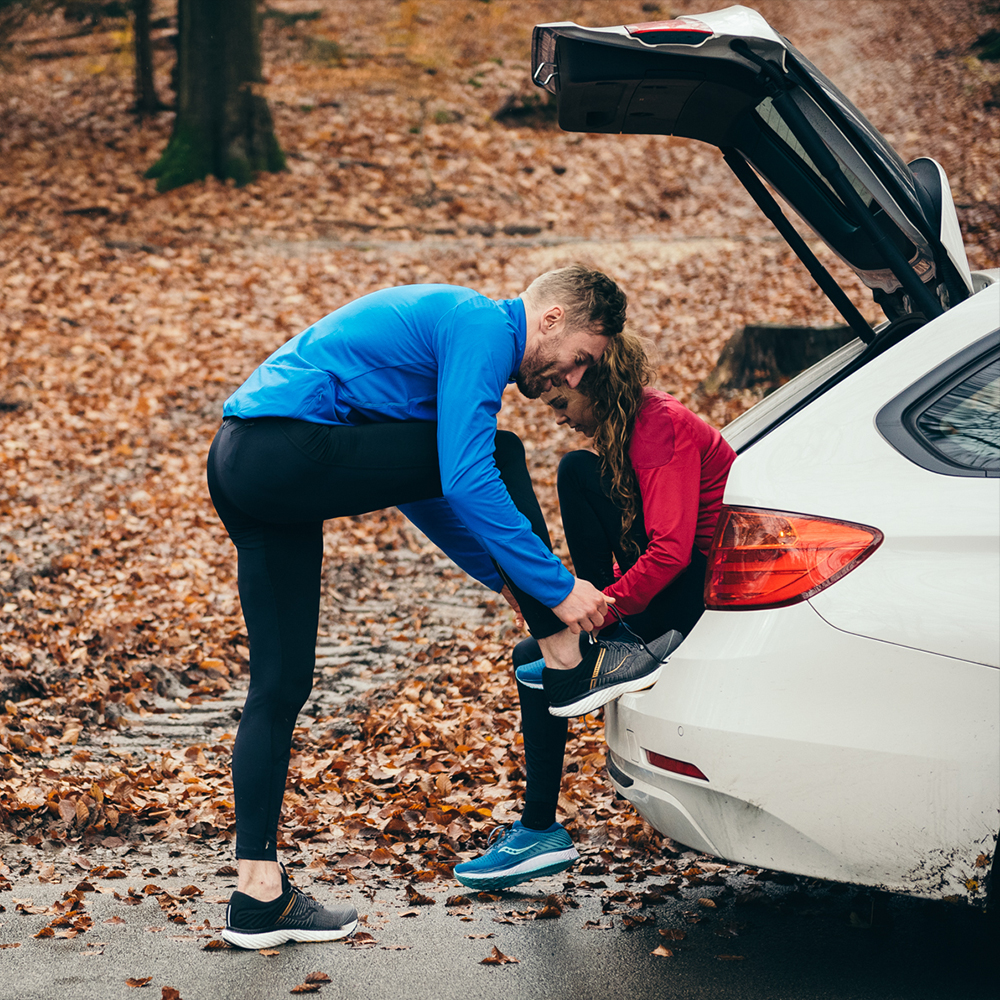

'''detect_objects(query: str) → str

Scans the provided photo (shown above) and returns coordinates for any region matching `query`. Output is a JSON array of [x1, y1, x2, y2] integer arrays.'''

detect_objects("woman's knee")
[[557, 449, 600, 495], [493, 430, 526, 469]]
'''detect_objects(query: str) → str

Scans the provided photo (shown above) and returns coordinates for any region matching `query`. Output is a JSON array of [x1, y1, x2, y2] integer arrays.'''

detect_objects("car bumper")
[[605, 602, 999, 905]]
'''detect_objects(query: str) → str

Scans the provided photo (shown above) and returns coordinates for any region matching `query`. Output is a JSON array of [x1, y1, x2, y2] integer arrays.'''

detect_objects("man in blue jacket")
[[207, 265, 668, 949]]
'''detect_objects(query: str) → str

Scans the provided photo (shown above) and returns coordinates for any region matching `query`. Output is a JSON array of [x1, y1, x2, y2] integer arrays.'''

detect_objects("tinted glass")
[[755, 96, 874, 210], [914, 359, 1000, 472]]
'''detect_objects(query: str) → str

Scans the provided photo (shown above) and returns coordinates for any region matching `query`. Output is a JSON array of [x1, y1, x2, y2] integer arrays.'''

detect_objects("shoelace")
[[588, 605, 663, 662], [484, 825, 510, 851]]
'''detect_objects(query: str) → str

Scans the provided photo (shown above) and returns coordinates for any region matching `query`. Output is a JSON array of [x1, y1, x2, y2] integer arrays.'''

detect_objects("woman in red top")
[[454, 332, 736, 890], [551, 333, 735, 640]]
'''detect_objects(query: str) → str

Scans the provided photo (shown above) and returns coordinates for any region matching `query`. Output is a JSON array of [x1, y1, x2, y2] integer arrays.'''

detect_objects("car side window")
[[913, 358, 1000, 472], [875, 332, 1000, 478]]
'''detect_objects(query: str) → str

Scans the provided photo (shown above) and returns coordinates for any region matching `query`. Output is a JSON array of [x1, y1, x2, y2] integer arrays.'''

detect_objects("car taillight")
[[705, 506, 883, 610], [625, 19, 713, 45], [645, 750, 709, 781]]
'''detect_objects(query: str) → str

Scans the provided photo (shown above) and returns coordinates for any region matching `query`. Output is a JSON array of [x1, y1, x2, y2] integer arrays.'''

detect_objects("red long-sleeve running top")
[[603, 388, 736, 617]]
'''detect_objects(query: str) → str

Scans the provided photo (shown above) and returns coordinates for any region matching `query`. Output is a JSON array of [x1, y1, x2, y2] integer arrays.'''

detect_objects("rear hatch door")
[[532, 5, 973, 321]]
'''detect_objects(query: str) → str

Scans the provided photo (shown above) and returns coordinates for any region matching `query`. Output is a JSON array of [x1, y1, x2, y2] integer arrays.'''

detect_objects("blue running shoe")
[[514, 657, 545, 690], [453, 821, 578, 890]]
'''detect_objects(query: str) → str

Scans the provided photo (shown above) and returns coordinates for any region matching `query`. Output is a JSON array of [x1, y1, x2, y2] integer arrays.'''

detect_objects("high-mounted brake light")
[[645, 750, 709, 781], [705, 506, 883, 610], [625, 18, 713, 46]]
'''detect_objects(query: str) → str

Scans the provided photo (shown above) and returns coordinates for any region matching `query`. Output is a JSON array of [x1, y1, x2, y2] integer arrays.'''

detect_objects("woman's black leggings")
[[207, 416, 561, 861], [517, 449, 708, 832]]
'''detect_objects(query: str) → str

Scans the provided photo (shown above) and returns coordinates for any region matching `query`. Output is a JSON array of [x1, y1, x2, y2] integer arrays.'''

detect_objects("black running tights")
[[517, 449, 708, 831], [207, 416, 561, 860]]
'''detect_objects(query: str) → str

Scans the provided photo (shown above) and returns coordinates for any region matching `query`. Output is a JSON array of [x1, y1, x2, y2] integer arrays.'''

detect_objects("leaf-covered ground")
[[1, 0, 997, 908]]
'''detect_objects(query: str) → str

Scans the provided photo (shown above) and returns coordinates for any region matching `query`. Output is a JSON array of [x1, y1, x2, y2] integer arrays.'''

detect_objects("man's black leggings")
[[517, 449, 708, 832], [207, 416, 562, 861]]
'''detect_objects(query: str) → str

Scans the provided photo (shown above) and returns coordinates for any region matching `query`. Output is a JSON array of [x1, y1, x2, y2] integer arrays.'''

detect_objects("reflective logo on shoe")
[[590, 649, 628, 689], [498, 844, 538, 855], [590, 648, 605, 688]]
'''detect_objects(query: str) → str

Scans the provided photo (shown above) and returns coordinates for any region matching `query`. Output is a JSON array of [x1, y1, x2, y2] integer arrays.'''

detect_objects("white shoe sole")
[[220, 918, 358, 950], [548, 665, 663, 718]]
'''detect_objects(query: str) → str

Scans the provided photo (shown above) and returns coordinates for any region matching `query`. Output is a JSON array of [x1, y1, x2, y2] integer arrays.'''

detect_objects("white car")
[[531, 6, 999, 907]]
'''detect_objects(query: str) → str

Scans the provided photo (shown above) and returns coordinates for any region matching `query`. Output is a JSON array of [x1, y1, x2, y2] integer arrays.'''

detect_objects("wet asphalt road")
[[0, 848, 994, 1000]]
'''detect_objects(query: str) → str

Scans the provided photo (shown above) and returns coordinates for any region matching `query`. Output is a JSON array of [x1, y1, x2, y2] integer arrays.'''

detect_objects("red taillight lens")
[[645, 750, 708, 781], [625, 19, 713, 45], [705, 506, 883, 610]]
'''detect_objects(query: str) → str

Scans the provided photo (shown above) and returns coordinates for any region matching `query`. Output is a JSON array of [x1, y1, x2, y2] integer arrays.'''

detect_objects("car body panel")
[[723, 286, 1000, 666], [606, 602, 999, 900]]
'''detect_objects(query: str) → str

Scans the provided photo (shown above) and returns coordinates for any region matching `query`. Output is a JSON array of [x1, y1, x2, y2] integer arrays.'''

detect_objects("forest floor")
[[0, 0, 998, 959]]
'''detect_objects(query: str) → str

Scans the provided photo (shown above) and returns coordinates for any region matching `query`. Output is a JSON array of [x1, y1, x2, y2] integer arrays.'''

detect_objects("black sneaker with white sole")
[[221, 870, 358, 949], [544, 630, 683, 718]]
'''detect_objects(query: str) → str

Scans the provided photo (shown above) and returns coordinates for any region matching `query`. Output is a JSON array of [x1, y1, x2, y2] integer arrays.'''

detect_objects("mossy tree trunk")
[[146, 0, 285, 192], [132, 0, 162, 116]]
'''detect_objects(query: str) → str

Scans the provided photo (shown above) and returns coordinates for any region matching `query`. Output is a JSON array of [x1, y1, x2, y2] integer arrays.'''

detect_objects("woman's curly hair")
[[578, 332, 656, 557]]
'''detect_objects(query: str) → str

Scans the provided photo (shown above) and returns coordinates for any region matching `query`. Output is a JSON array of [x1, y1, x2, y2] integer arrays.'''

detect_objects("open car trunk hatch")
[[532, 5, 973, 325]]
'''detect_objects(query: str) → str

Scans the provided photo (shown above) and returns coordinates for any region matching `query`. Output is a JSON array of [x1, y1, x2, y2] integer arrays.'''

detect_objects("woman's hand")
[[499, 584, 525, 630]]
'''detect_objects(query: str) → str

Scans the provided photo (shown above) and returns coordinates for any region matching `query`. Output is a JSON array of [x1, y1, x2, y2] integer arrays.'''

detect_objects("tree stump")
[[699, 324, 856, 394]]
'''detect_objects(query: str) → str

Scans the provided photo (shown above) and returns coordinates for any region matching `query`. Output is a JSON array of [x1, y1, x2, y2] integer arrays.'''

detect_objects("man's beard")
[[515, 344, 558, 399]]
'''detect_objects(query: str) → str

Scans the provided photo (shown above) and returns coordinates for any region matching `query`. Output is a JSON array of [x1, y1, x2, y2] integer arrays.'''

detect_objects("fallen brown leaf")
[[481, 945, 518, 965], [259, 949, 280, 956], [404, 884, 434, 906], [651, 945, 674, 958], [126, 978, 153, 988], [161, 988, 182, 1000], [201, 939, 231, 951], [659, 928, 686, 941], [304, 973, 332, 984]]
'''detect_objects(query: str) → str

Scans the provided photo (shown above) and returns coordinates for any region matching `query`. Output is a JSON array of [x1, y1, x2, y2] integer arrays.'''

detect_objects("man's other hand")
[[499, 584, 525, 630]]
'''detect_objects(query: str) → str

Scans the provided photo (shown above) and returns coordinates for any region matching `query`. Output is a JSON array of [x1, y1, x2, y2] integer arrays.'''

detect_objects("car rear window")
[[914, 357, 1000, 473], [876, 333, 1000, 478]]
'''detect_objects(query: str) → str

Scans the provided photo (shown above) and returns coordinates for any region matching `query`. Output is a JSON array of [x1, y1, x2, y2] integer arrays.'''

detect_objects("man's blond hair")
[[522, 264, 627, 337]]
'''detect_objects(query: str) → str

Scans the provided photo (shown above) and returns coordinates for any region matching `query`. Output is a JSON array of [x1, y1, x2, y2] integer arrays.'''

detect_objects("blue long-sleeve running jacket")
[[223, 284, 574, 608]]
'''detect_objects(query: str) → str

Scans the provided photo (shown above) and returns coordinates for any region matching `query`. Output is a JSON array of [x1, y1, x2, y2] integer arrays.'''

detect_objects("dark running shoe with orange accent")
[[543, 630, 683, 718], [221, 869, 357, 949]]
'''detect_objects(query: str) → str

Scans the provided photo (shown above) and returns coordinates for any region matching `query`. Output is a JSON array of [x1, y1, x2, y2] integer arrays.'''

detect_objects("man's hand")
[[552, 578, 615, 634], [499, 584, 525, 630]]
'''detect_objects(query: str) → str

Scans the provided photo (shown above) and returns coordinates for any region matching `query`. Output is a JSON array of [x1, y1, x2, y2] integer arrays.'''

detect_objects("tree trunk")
[[146, 0, 285, 192], [699, 324, 856, 394], [132, 0, 161, 116]]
